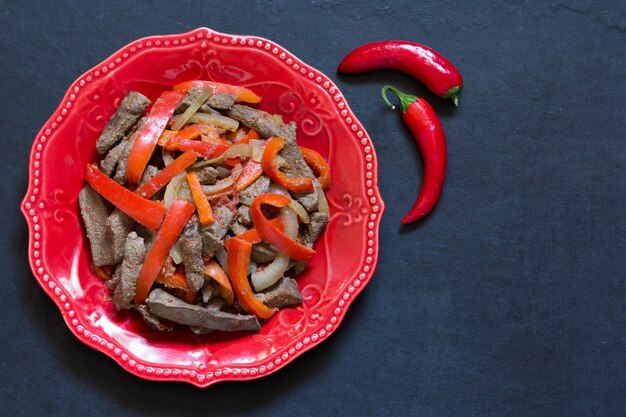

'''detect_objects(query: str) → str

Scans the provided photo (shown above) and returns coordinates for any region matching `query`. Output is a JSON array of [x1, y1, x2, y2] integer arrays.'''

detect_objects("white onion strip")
[[171, 88, 212, 131]]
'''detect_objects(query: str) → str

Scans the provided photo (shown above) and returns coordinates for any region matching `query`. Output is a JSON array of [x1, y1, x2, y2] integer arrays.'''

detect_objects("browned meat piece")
[[139, 165, 159, 186], [113, 232, 146, 311], [201, 280, 217, 303], [100, 139, 126, 176], [134, 223, 156, 249], [96, 91, 150, 154], [239, 175, 271, 201], [179, 220, 205, 292], [256, 278, 303, 308], [303, 212, 328, 247], [204, 93, 236, 110], [79, 185, 115, 266], [113, 117, 146, 184], [106, 264, 123, 291], [229, 220, 249, 236], [106, 209, 135, 264], [136, 305, 171, 331], [146, 289, 260, 331], [200, 203, 235, 257], [286, 259, 307, 276], [174, 87, 208, 114], [237, 205, 252, 226], [226, 105, 319, 211], [190, 297, 228, 334], [251, 242, 278, 264], [195, 166, 218, 185], [201, 231, 223, 258]]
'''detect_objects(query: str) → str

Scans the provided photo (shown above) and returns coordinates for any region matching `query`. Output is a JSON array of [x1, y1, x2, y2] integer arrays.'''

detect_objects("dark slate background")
[[1, 1, 625, 416]]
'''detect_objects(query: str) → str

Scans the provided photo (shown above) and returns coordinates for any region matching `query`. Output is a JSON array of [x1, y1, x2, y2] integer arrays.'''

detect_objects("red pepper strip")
[[134, 199, 196, 304], [85, 164, 166, 230], [299, 146, 331, 190], [164, 138, 230, 159], [203, 260, 234, 305], [338, 41, 463, 106], [159, 125, 202, 147], [173, 80, 262, 104], [127, 90, 183, 184], [156, 272, 197, 303], [261, 137, 314, 193], [382, 86, 447, 224], [234, 218, 284, 244], [135, 150, 197, 198], [224, 237, 276, 319], [250, 194, 315, 262], [186, 171, 214, 225]]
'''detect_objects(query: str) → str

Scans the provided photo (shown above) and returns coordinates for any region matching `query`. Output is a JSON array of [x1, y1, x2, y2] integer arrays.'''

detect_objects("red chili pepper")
[[134, 198, 196, 304], [381, 85, 447, 224], [84, 164, 165, 230], [127, 90, 183, 184], [338, 41, 463, 106]]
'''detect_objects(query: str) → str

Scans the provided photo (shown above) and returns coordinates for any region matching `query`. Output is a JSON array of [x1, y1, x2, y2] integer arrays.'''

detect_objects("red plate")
[[21, 28, 384, 387]]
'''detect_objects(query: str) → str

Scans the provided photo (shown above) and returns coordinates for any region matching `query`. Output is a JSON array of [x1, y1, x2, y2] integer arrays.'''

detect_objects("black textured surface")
[[1, 1, 625, 416]]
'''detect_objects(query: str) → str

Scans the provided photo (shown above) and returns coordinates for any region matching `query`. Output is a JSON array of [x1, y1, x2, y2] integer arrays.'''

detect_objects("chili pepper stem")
[[443, 86, 462, 107], [381, 85, 418, 114]]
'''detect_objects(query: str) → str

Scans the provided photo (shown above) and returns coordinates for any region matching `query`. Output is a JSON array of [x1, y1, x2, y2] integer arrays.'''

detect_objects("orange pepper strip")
[[85, 164, 165, 230], [224, 237, 275, 319], [261, 137, 314, 193], [299, 146, 331, 190], [250, 193, 316, 262], [92, 264, 113, 280], [203, 260, 234, 305], [186, 171, 214, 225], [156, 272, 197, 303], [173, 80, 262, 104], [234, 159, 264, 191], [135, 150, 197, 198], [159, 125, 202, 147], [135, 199, 195, 304], [234, 218, 284, 244], [127, 90, 183, 184]]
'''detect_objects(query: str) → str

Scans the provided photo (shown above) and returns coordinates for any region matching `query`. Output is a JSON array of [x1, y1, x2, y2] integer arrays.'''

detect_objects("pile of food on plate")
[[79, 80, 331, 334]]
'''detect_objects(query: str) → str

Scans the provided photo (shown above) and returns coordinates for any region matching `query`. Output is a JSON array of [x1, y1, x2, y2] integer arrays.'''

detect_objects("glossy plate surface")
[[21, 28, 384, 387]]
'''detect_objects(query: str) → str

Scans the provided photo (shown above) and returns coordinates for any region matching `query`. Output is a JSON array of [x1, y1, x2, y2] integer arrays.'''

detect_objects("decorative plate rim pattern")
[[20, 27, 384, 387]]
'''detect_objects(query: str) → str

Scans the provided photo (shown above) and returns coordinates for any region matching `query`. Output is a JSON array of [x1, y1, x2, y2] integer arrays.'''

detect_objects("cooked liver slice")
[[100, 139, 126, 176], [204, 93, 236, 110], [179, 220, 205, 292], [251, 242, 278, 264], [147, 288, 260, 332], [256, 278, 303, 308], [79, 185, 115, 266], [136, 305, 171, 332], [112, 232, 146, 311], [96, 91, 150, 154], [303, 212, 328, 247], [106, 208, 135, 264], [113, 117, 146, 184], [195, 166, 218, 185]]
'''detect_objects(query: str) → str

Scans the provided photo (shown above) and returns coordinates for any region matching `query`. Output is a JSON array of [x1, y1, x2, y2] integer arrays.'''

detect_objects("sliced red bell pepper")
[[186, 171, 214, 225], [173, 80, 262, 104], [156, 271, 197, 304], [234, 159, 264, 191], [134, 199, 195, 304], [234, 218, 284, 244], [224, 237, 275, 319], [299, 146, 331, 190], [85, 164, 165, 230], [250, 193, 315, 262], [135, 150, 197, 198], [164, 137, 230, 159], [158, 125, 202, 146], [262, 137, 314, 193], [127, 90, 183, 184], [203, 260, 234, 305]]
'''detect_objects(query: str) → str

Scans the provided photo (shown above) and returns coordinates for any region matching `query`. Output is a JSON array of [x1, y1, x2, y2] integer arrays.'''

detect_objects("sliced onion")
[[178, 181, 193, 202], [317, 185, 330, 216], [169, 241, 184, 265], [163, 172, 186, 208], [247, 262, 257, 276], [192, 144, 252, 168], [201, 176, 234, 195], [250, 139, 266, 162], [269, 183, 289, 196], [162, 149, 175, 166], [238, 195, 253, 206], [251, 207, 298, 291], [288, 199, 310, 224], [182, 112, 239, 132], [171, 88, 212, 131]]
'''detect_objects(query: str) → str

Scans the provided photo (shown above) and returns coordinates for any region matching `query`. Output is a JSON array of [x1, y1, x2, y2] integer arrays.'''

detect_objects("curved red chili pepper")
[[382, 85, 447, 224], [339, 41, 463, 106]]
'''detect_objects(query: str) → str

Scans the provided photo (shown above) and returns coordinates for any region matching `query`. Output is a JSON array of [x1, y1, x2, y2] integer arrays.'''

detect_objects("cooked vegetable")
[[172, 112, 239, 132], [156, 272, 197, 303], [163, 171, 187, 209], [300, 146, 331, 190], [192, 143, 252, 168], [135, 150, 197, 198], [203, 260, 234, 305], [171, 87, 212, 131], [173, 80, 262, 104], [262, 137, 314, 193], [186, 171, 214, 225], [225, 237, 276, 319], [135, 199, 196, 304], [126, 90, 183, 184], [250, 193, 315, 262], [84, 164, 165, 230]]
